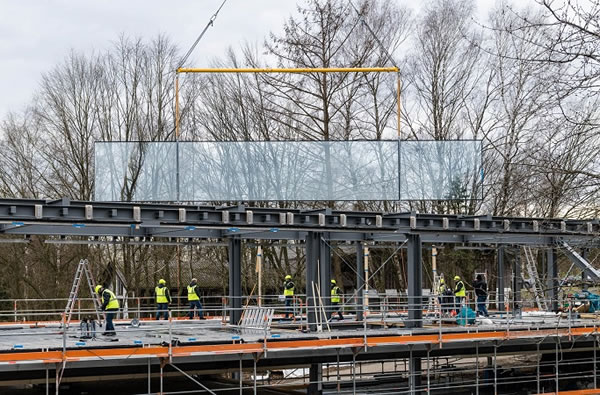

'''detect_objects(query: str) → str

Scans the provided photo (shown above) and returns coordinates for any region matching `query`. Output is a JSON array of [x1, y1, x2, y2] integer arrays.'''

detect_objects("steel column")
[[319, 234, 331, 321], [512, 248, 522, 317], [407, 234, 423, 328], [308, 363, 322, 395], [306, 232, 320, 331], [409, 352, 422, 393], [356, 242, 365, 321], [547, 246, 558, 311], [228, 237, 242, 325], [497, 246, 505, 310], [582, 248, 588, 281]]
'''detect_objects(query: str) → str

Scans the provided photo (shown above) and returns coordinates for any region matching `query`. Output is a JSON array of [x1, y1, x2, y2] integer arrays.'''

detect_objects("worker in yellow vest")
[[155, 279, 171, 320], [330, 279, 344, 321], [283, 275, 294, 319], [187, 278, 204, 319], [454, 275, 466, 313], [438, 278, 452, 315], [95, 284, 119, 336]]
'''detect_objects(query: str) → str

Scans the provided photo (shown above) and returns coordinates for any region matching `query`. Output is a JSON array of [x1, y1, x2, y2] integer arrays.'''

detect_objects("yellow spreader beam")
[[177, 67, 399, 73]]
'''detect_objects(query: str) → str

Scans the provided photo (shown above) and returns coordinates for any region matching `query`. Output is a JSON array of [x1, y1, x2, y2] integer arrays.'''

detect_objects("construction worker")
[[187, 278, 204, 319], [330, 279, 344, 320], [472, 274, 489, 317], [95, 284, 119, 336], [155, 279, 171, 320], [283, 275, 294, 319], [438, 278, 451, 315], [454, 275, 466, 312]]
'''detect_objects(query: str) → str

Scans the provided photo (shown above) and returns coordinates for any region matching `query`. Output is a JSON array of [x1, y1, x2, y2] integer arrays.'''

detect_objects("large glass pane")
[[94, 142, 129, 201], [399, 140, 482, 200], [94, 142, 176, 201], [133, 143, 177, 201], [95, 140, 483, 202], [179, 141, 399, 201]]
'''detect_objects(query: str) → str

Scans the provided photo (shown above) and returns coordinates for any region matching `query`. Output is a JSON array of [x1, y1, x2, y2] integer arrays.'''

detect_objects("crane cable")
[[348, 0, 399, 70], [177, 0, 228, 70], [348, 0, 402, 137]]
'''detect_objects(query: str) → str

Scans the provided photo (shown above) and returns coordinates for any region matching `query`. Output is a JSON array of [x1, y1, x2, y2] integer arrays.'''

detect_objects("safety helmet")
[[159, 279, 166, 285], [95, 285, 102, 294], [454, 276, 460, 281], [285, 275, 292, 280], [331, 279, 336, 284]]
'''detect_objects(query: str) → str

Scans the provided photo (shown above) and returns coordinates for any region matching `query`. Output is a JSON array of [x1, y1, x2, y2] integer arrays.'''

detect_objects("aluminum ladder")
[[62, 259, 102, 328], [523, 247, 548, 311]]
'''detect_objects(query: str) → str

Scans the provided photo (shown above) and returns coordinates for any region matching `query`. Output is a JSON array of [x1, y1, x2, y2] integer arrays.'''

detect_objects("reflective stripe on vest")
[[455, 281, 466, 297], [104, 289, 119, 310], [283, 281, 294, 296], [155, 286, 168, 303], [331, 286, 340, 303], [187, 285, 199, 301]]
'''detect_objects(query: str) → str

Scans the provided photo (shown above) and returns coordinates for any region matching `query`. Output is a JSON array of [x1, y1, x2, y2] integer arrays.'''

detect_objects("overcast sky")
[[0, 0, 499, 120]]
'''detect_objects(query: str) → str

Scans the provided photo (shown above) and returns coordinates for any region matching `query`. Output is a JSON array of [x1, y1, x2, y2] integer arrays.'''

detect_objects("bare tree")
[[505, 0, 600, 97], [0, 110, 46, 198]]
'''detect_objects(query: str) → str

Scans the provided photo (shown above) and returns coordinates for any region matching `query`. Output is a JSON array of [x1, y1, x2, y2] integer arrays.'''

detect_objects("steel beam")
[[547, 246, 558, 311], [356, 242, 365, 322], [583, 249, 589, 281], [497, 246, 505, 311], [228, 237, 242, 325], [512, 248, 522, 317], [407, 234, 422, 328], [319, 234, 331, 322], [308, 363, 322, 394], [409, 356, 422, 393], [0, 199, 597, 246], [306, 232, 320, 331]]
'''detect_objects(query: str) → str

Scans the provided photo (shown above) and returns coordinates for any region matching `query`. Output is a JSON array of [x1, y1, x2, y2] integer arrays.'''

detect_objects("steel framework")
[[1, 198, 599, 393], [0, 198, 599, 325]]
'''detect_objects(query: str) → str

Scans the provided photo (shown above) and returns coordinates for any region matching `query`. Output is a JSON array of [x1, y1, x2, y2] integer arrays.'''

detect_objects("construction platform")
[[1, 312, 600, 394]]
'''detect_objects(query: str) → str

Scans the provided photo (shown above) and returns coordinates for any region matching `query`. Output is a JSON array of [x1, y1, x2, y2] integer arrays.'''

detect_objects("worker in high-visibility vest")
[[454, 275, 466, 312], [187, 278, 204, 319], [155, 279, 171, 320], [438, 278, 452, 315], [330, 279, 344, 321], [95, 284, 119, 336], [283, 275, 294, 319]]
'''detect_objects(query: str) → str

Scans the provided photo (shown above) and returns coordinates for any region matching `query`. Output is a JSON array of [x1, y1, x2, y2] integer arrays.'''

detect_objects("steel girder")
[[0, 198, 598, 246]]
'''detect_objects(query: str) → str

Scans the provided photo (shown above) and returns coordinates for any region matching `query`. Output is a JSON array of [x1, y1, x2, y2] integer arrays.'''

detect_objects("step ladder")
[[523, 247, 548, 311], [62, 259, 102, 328]]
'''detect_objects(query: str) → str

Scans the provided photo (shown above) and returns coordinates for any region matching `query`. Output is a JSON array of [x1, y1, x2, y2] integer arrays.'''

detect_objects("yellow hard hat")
[[331, 279, 336, 284], [159, 279, 166, 285], [285, 275, 292, 280], [454, 276, 460, 281], [95, 285, 102, 294]]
